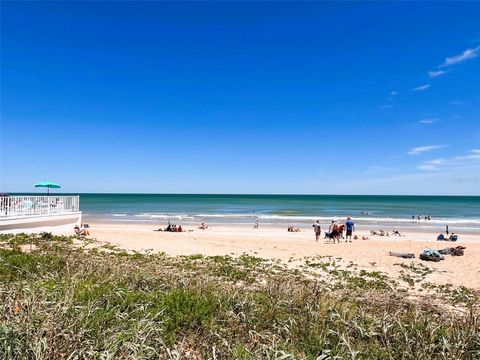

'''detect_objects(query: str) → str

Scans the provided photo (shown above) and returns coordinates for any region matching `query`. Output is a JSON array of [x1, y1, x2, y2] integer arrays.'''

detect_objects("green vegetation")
[[0, 233, 479, 359]]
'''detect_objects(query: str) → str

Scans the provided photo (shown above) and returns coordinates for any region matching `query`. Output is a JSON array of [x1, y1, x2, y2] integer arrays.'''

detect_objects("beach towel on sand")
[[389, 252, 415, 259]]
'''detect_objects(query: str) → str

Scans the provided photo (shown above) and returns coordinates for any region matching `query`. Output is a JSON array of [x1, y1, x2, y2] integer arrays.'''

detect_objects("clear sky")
[[1, 2, 479, 195]]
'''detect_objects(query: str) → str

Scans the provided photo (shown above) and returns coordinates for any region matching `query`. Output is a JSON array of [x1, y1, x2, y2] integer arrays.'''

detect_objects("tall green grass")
[[0, 233, 478, 359]]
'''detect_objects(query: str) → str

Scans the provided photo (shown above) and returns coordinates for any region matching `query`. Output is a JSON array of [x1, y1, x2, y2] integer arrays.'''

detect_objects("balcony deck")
[[0, 195, 82, 234]]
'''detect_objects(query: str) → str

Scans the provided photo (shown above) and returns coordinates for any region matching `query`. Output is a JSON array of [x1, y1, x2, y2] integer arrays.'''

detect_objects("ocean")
[[73, 194, 480, 233]]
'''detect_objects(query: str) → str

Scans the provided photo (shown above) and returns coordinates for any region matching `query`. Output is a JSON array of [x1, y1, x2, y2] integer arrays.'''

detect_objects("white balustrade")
[[0, 195, 80, 218]]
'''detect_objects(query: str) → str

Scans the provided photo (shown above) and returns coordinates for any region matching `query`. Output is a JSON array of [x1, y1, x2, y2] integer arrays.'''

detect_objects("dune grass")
[[0, 233, 479, 359]]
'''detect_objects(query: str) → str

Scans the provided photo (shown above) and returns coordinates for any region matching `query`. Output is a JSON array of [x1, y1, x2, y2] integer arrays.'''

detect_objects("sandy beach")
[[86, 222, 480, 289]]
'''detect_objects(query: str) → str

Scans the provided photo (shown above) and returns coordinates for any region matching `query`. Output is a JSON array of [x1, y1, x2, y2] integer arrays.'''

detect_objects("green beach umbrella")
[[34, 180, 62, 196]]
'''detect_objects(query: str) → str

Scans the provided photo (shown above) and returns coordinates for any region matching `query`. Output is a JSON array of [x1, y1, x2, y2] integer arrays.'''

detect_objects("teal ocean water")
[[72, 194, 480, 232]]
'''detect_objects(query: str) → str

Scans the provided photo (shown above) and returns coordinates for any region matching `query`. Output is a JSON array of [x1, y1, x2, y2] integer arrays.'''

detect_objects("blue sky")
[[1, 2, 479, 195]]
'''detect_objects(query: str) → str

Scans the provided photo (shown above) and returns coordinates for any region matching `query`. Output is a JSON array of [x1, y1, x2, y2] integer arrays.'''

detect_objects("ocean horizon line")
[[7, 192, 480, 197]]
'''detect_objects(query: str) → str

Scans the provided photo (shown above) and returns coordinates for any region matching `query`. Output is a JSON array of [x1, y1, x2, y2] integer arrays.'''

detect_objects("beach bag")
[[451, 246, 464, 256], [439, 246, 465, 256], [419, 253, 441, 262], [420, 249, 444, 262]]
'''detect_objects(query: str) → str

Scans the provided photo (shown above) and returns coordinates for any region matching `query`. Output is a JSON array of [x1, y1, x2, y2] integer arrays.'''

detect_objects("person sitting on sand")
[[392, 230, 402, 236], [198, 222, 209, 230], [449, 233, 458, 241], [178, 225, 183, 232], [74, 225, 90, 236], [370, 229, 388, 236]]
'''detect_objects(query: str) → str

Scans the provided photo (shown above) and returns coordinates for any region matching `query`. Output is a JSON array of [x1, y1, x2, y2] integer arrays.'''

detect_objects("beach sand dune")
[[89, 223, 480, 289]]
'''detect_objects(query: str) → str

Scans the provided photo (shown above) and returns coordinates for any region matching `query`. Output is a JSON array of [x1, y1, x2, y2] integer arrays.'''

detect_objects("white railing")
[[0, 195, 80, 219]]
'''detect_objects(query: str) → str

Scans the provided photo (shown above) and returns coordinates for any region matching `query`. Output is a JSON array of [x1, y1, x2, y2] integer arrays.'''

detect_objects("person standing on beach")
[[254, 219, 259, 229], [345, 217, 355, 242], [312, 220, 321, 242], [329, 220, 340, 244]]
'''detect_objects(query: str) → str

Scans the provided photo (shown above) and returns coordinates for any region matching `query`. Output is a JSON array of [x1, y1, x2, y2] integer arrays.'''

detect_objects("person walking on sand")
[[312, 220, 321, 242], [345, 217, 355, 242], [254, 219, 259, 229]]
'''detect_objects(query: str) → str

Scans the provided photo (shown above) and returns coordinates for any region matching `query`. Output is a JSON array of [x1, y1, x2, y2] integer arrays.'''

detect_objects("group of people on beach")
[[156, 222, 208, 232], [412, 214, 432, 220], [312, 217, 355, 244], [437, 233, 458, 242], [165, 223, 184, 232], [287, 226, 301, 232]]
